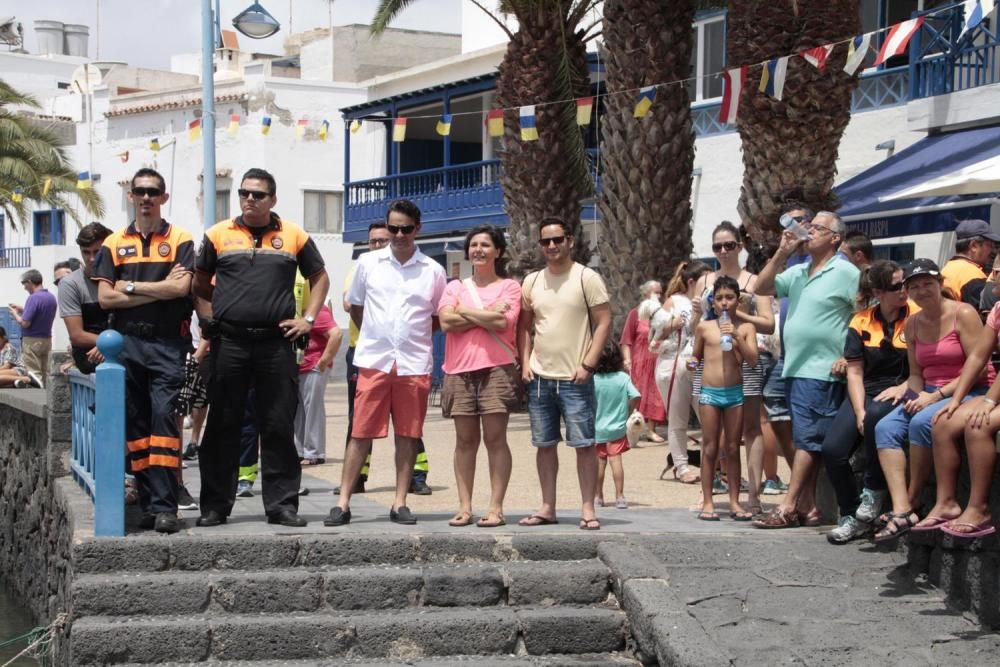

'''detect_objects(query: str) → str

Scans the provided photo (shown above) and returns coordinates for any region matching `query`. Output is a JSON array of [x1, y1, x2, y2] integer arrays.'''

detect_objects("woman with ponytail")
[[651, 260, 713, 483]]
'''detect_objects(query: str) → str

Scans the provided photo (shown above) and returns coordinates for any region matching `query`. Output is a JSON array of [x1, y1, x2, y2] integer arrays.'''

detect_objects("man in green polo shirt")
[[752, 211, 859, 529]]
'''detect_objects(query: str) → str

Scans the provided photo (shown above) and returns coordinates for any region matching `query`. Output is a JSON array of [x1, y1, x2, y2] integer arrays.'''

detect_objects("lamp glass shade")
[[232, 1, 281, 39]]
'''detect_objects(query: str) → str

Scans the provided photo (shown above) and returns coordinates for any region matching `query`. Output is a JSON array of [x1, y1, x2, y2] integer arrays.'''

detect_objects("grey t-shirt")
[[57, 268, 99, 319]]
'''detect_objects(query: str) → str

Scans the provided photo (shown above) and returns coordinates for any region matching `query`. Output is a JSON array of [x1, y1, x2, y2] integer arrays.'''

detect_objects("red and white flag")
[[719, 66, 748, 125], [800, 45, 834, 71], [874, 17, 925, 66]]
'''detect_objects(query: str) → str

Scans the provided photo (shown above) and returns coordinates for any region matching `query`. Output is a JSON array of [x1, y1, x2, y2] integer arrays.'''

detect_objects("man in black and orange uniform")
[[194, 167, 329, 528], [93, 168, 195, 534], [942, 219, 999, 309]]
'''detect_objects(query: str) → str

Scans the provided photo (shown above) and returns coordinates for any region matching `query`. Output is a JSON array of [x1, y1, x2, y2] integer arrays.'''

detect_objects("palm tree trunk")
[[598, 0, 696, 328], [495, 2, 594, 277], [727, 0, 860, 244]]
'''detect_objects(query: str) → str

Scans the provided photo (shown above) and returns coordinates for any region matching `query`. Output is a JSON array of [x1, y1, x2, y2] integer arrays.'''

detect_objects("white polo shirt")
[[347, 245, 447, 376]]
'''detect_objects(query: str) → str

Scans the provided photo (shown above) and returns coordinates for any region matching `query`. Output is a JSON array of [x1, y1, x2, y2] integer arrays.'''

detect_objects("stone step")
[[70, 607, 628, 665], [72, 533, 608, 574], [72, 559, 612, 616], [119, 654, 642, 666]]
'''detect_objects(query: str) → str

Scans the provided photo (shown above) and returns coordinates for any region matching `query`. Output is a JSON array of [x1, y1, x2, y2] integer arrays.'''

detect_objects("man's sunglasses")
[[238, 189, 271, 200], [538, 236, 567, 247], [712, 241, 739, 253], [884, 282, 905, 292], [369, 238, 390, 247], [131, 187, 163, 198], [387, 224, 416, 235]]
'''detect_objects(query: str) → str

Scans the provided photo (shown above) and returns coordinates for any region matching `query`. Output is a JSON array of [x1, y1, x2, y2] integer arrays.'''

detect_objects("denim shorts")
[[761, 354, 790, 422], [786, 377, 845, 452], [526, 377, 596, 448], [874, 385, 986, 450]]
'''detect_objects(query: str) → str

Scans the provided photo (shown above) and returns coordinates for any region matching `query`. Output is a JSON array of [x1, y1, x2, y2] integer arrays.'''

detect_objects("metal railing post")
[[94, 330, 125, 537]]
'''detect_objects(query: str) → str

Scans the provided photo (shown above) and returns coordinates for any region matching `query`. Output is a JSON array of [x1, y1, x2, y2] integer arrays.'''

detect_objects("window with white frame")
[[216, 190, 231, 221], [303, 190, 343, 234], [688, 13, 726, 103]]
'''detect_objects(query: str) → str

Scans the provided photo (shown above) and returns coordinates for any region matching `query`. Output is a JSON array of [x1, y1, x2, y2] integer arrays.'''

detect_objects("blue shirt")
[[21, 288, 58, 338], [594, 371, 641, 443]]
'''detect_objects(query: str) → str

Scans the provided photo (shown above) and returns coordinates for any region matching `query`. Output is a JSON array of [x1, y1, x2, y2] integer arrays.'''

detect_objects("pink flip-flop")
[[911, 516, 956, 532], [941, 521, 996, 539]]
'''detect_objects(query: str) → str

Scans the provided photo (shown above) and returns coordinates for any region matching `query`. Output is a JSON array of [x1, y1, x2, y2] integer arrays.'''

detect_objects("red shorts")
[[596, 436, 630, 459], [352, 365, 432, 439]]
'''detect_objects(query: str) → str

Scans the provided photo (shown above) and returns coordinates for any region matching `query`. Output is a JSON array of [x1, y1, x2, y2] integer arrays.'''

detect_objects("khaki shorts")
[[442, 364, 520, 418]]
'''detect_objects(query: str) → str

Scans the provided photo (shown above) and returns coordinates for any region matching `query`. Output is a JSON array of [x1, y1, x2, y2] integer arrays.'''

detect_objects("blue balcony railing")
[[0, 247, 32, 268], [910, 2, 1000, 99], [69, 331, 126, 537]]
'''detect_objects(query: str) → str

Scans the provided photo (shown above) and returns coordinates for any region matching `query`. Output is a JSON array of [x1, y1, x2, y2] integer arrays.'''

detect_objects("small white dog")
[[637, 297, 663, 351]]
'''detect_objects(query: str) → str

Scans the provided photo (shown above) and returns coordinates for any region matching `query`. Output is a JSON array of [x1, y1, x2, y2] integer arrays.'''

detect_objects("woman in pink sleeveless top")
[[931, 266, 1000, 539], [872, 259, 992, 543]]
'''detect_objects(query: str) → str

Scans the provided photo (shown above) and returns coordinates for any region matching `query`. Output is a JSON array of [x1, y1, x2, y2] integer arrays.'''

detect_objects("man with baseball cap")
[[941, 219, 1000, 308]]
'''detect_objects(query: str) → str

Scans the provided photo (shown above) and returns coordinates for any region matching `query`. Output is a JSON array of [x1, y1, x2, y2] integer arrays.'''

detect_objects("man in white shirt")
[[326, 199, 447, 527]]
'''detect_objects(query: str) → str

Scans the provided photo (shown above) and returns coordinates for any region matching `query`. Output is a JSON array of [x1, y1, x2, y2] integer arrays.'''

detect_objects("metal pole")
[[202, 0, 217, 230]]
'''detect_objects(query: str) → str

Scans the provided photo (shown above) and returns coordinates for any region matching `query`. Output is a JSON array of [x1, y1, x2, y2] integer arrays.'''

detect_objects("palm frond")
[[370, 0, 421, 35]]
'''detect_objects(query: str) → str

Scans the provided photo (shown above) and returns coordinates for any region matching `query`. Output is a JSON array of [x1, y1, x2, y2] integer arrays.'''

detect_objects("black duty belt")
[[117, 321, 182, 339], [218, 320, 285, 340]]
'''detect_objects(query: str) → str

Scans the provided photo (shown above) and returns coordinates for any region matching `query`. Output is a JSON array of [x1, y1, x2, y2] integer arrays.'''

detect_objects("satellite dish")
[[71, 64, 102, 94]]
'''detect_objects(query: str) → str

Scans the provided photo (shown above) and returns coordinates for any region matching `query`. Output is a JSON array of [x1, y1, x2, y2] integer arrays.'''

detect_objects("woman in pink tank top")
[[872, 259, 991, 543], [930, 266, 1000, 539]]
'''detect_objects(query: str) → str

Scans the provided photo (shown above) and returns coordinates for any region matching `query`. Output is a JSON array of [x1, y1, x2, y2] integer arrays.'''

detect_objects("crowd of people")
[[33, 165, 1000, 542]]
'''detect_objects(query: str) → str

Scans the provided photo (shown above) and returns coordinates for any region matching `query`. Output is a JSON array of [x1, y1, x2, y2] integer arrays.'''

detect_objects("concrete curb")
[[597, 541, 733, 667]]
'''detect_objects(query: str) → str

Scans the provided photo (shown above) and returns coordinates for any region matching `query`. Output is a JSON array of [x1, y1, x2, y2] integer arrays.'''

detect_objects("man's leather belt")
[[218, 320, 285, 340]]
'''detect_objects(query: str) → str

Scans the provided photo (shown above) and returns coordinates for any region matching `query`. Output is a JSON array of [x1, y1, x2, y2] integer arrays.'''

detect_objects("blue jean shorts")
[[786, 377, 845, 453], [526, 377, 596, 448], [761, 354, 790, 422], [875, 385, 986, 450]]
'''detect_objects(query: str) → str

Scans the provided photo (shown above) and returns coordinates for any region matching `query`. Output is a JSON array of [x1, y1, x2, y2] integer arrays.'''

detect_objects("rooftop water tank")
[[33, 20, 63, 56], [63, 23, 89, 57]]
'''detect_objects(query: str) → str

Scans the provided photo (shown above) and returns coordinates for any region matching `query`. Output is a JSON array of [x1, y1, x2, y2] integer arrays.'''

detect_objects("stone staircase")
[[66, 533, 642, 665]]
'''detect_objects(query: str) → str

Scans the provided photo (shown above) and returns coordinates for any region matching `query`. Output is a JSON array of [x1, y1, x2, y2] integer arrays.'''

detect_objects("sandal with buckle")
[[752, 508, 800, 529], [873, 511, 917, 544]]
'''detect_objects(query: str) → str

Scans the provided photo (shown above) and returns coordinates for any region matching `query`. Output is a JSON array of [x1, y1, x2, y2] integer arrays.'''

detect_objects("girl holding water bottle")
[[690, 275, 758, 521]]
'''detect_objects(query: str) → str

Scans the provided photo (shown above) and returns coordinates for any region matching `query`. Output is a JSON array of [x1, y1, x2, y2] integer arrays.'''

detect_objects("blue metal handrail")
[[909, 2, 1000, 99], [69, 330, 126, 537]]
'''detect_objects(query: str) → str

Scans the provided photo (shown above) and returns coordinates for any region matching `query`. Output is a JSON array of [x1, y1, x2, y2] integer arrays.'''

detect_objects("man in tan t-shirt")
[[517, 217, 612, 530]]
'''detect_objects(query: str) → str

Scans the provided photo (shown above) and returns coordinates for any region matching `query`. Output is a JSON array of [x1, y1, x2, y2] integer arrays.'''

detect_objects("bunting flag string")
[[800, 45, 834, 71], [436, 114, 453, 136], [576, 97, 594, 125], [42, 178, 52, 196], [188, 119, 202, 142], [843, 34, 872, 76], [118, 151, 129, 163], [759, 57, 789, 100], [874, 17, 924, 66], [350, 119, 362, 134], [519, 106, 538, 141], [227, 114, 241, 136], [11, 188, 23, 203], [486, 109, 504, 137], [633, 87, 656, 118], [261, 116, 272, 135], [720, 67, 747, 125], [392, 117, 407, 142], [295, 118, 308, 138], [319, 120, 330, 140], [149, 138, 161, 152], [77, 172, 92, 189]]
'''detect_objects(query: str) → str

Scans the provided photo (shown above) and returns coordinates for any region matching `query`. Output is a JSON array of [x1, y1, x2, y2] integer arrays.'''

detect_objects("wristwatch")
[[125, 281, 136, 294], [304, 314, 315, 325]]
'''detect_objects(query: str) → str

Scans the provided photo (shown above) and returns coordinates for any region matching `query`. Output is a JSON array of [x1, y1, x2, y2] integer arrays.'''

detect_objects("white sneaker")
[[26, 371, 43, 388], [855, 488, 888, 524], [827, 515, 871, 544]]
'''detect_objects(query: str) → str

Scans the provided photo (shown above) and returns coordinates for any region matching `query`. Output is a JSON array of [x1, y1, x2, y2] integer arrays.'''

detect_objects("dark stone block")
[[416, 534, 500, 563], [70, 617, 210, 665], [422, 563, 503, 606], [351, 608, 518, 658], [72, 573, 209, 616], [511, 534, 603, 561], [168, 535, 300, 570], [516, 607, 625, 655], [210, 614, 356, 660], [506, 559, 610, 605], [73, 538, 170, 574], [325, 567, 424, 610], [212, 570, 323, 613], [298, 535, 417, 566]]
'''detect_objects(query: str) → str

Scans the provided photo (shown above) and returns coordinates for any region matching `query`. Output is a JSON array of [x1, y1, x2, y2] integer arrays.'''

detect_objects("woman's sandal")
[[752, 508, 800, 529], [476, 512, 506, 528], [798, 508, 823, 527], [874, 511, 917, 544], [911, 515, 958, 532], [447, 511, 475, 527], [674, 468, 701, 484], [579, 518, 601, 530]]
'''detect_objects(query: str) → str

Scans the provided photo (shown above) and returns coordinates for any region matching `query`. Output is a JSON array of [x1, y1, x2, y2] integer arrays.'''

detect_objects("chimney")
[[33, 20, 64, 55], [63, 23, 89, 57]]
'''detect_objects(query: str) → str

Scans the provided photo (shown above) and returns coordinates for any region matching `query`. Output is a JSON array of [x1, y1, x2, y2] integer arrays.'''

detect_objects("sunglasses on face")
[[538, 236, 567, 247], [131, 186, 163, 198], [884, 282, 905, 292], [238, 189, 271, 200], [387, 224, 416, 235], [712, 241, 739, 253], [369, 238, 390, 247]]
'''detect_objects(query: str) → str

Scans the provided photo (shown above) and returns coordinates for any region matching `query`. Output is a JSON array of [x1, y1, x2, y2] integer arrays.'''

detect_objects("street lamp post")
[[201, 0, 216, 231]]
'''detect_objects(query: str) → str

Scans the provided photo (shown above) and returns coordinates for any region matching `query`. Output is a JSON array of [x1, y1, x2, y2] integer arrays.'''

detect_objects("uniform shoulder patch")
[[158, 242, 171, 257]]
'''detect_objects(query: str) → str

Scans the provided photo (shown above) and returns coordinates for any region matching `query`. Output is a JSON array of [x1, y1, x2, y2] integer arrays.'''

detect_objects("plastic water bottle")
[[779, 213, 810, 240], [719, 310, 733, 352]]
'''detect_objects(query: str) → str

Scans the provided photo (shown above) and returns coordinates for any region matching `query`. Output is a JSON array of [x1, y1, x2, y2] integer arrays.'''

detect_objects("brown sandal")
[[752, 508, 800, 529], [448, 511, 475, 527], [477, 512, 506, 528]]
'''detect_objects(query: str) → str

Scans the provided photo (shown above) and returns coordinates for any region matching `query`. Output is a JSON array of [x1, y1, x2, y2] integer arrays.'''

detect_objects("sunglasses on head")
[[538, 236, 567, 247], [712, 241, 739, 253], [131, 186, 163, 198], [238, 189, 271, 200], [387, 224, 416, 235]]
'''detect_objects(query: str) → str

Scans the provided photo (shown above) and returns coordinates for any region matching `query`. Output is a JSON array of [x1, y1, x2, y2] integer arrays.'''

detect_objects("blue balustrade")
[[910, 2, 1000, 99], [69, 329, 126, 537], [0, 247, 32, 269]]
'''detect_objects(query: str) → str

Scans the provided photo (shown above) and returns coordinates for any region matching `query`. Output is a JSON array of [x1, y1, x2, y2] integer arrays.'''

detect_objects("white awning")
[[880, 154, 1000, 202]]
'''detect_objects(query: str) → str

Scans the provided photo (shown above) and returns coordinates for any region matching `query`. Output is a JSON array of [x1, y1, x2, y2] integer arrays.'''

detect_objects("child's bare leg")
[[609, 454, 625, 499], [724, 404, 746, 514], [699, 404, 722, 516], [596, 456, 607, 505]]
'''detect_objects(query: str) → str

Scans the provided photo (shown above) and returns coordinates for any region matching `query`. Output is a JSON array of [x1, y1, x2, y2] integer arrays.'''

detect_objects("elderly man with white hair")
[[752, 211, 861, 529]]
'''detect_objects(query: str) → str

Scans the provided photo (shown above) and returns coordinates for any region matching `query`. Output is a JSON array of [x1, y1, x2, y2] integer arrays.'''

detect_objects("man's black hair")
[[386, 199, 421, 226], [241, 167, 277, 196], [131, 168, 166, 192]]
